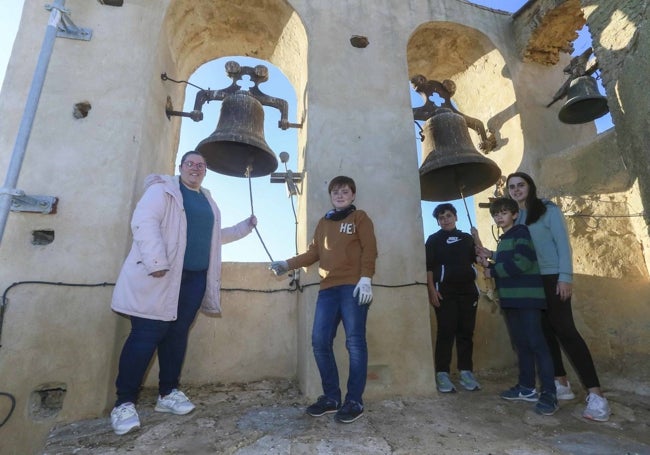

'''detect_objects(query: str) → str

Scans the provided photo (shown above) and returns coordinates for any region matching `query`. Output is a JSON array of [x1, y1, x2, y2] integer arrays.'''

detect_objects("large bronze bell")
[[558, 75, 609, 124], [195, 90, 278, 177], [419, 108, 501, 201]]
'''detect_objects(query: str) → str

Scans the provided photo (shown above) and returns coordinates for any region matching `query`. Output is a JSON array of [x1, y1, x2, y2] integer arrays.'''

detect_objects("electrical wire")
[[0, 271, 427, 428], [0, 391, 15, 428], [0, 281, 113, 428], [0, 281, 115, 348]]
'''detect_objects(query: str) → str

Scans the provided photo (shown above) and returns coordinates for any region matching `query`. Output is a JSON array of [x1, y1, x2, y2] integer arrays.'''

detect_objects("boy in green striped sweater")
[[478, 198, 558, 416]]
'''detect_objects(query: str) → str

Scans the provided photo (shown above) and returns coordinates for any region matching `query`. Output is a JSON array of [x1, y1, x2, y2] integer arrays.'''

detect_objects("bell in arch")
[[419, 108, 501, 201], [558, 75, 609, 124], [196, 90, 278, 177]]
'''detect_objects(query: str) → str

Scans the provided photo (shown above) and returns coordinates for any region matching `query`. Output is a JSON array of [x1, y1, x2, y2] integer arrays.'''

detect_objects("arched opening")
[[160, 0, 309, 262], [465, 2, 613, 133], [406, 20, 522, 373], [173, 56, 301, 262], [573, 25, 613, 133], [407, 21, 522, 242]]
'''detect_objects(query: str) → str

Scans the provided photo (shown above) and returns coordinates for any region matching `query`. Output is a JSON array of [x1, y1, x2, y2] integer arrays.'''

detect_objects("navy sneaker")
[[500, 384, 538, 402], [306, 395, 340, 417], [334, 400, 364, 423], [535, 391, 559, 415]]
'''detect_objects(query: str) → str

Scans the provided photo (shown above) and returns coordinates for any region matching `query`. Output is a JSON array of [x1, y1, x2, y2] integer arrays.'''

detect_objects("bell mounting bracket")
[[410, 75, 495, 153], [45, 3, 92, 41], [0, 188, 58, 214], [162, 61, 302, 130]]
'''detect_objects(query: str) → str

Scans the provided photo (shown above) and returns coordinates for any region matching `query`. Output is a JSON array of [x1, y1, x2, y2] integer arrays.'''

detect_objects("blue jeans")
[[312, 285, 369, 405], [115, 270, 206, 406], [503, 308, 556, 394]]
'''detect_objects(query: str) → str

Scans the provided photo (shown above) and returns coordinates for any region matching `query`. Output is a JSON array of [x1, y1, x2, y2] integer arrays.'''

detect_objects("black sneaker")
[[306, 395, 340, 417], [334, 400, 364, 423]]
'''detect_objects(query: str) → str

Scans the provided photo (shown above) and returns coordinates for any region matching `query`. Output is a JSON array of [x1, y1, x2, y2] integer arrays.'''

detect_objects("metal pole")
[[0, 0, 65, 245]]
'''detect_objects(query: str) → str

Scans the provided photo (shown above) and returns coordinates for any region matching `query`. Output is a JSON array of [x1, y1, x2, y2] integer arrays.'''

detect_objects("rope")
[[246, 165, 274, 261]]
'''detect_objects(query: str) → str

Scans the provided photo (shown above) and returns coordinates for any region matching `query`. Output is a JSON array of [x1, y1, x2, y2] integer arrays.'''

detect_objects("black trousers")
[[541, 274, 601, 389], [434, 293, 478, 373]]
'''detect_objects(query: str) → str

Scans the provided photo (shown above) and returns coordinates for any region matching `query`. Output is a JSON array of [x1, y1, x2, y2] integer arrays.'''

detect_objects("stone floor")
[[43, 365, 650, 455]]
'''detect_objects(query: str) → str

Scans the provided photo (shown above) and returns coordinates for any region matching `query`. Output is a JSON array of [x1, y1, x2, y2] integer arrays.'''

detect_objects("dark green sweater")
[[489, 224, 546, 309]]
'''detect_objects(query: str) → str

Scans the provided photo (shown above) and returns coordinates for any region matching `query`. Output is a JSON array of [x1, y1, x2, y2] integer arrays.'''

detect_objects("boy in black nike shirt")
[[425, 203, 480, 393]]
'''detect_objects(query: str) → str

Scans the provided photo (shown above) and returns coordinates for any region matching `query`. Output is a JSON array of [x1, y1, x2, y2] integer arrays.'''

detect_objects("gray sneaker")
[[110, 402, 140, 435], [582, 393, 610, 422], [435, 372, 456, 393], [555, 379, 576, 400], [459, 370, 481, 391], [155, 389, 195, 415]]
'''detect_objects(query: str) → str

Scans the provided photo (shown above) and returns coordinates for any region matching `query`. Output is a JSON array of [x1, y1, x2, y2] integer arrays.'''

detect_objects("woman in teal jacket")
[[504, 172, 610, 422]]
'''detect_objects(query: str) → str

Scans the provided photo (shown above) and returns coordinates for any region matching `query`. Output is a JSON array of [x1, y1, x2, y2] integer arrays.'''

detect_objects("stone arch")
[[406, 21, 523, 372], [157, 0, 308, 171], [162, 0, 306, 84], [406, 21, 524, 178], [147, 0, 308, 263]]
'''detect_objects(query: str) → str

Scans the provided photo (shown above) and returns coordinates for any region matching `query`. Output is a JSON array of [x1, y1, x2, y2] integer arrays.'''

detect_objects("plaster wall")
[[581, 0, 650, 269], [1, 1, 649, 454]]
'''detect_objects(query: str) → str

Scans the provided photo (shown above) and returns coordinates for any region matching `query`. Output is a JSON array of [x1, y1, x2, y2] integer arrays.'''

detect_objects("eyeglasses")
[[183, 161, 206, 170]]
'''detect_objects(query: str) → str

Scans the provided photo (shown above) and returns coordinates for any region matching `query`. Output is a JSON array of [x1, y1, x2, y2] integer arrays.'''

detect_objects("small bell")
[[558, 75, 609, 124]]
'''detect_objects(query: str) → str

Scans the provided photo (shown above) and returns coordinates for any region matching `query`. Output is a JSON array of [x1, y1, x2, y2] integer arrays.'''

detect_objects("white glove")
[[353, 277, 373, 305], [269, 260, 289, 276]]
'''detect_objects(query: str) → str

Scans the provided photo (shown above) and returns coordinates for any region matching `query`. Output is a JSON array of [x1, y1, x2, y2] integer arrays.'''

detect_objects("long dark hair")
[[506, 172, 546, 225]]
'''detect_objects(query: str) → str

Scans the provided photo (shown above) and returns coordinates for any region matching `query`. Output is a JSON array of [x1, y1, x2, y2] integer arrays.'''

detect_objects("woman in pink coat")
[[109, 151, 256, 435]]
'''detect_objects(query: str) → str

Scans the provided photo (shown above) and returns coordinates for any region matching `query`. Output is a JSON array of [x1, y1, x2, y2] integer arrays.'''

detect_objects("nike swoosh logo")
[[446, 237, 462, 244]]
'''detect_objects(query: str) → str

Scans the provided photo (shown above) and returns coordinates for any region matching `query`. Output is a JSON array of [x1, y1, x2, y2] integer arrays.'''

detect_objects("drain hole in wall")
[[32, 230, 54, 245], [29, 383, 67, 421], [73, 101, 92, 119]]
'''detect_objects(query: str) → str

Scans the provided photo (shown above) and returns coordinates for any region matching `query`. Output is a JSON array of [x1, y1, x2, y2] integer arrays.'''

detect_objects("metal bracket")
[[410, 75, 495, 153], [0, 188, 58, 214], [165, 96, 203, 121], [45, 3, 92, 41], [270, 171, 303, 196], [161, 61, 303, 129]]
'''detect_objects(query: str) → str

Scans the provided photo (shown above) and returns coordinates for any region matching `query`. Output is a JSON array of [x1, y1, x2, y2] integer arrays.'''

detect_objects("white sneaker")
[[111, 402, 140, 435], [555, 379, 576, 400], [582, 392, 611, 422], [155, 389, 196, 415]]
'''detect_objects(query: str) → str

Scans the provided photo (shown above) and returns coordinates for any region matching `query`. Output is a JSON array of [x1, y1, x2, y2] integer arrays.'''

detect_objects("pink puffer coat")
[[111, 174, 253, 321]]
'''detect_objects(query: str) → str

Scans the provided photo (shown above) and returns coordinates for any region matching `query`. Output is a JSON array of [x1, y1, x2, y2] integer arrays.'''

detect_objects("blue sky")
[[0, 1, 609, 262]]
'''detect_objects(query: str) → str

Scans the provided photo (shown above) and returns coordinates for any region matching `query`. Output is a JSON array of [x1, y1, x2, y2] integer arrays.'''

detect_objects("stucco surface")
[[1, 0, 649, 454], [43, 367, 650, 454]]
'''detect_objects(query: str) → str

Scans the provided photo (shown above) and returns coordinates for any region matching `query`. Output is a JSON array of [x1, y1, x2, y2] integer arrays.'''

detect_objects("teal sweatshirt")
[[516, 200, 573, 283]]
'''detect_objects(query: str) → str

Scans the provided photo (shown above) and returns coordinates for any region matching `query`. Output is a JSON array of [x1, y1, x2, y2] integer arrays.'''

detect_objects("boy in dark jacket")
[[478, 197, 558, 415], [425, 203, 480, 393]]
